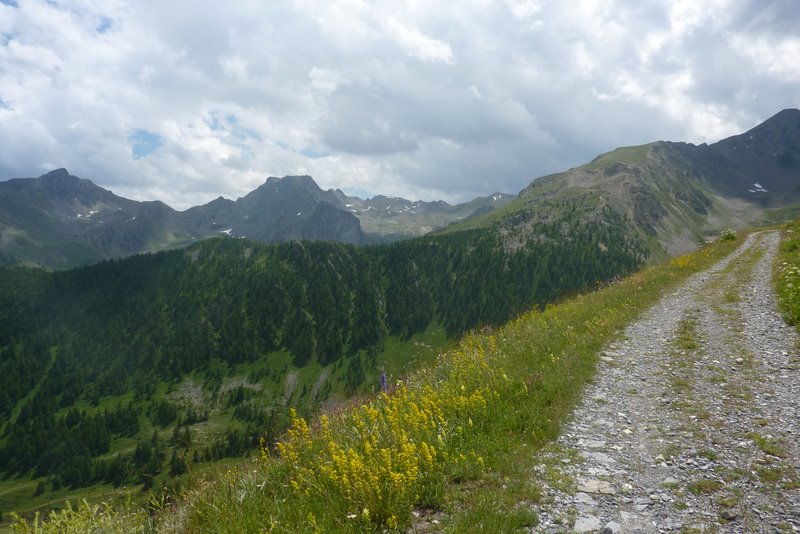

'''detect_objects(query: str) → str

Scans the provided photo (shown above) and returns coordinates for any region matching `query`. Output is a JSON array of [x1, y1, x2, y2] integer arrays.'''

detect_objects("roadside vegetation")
[[6, 228, 746, 533], [775, 221, 800, 327]]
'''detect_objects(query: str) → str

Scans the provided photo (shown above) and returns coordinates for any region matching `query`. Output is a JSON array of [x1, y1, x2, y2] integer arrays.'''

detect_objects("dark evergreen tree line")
[[0, 205, 646, 488]]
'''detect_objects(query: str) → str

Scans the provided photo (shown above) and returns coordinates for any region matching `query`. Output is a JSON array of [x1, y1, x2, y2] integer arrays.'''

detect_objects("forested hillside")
[[0, 204, 643, 512]]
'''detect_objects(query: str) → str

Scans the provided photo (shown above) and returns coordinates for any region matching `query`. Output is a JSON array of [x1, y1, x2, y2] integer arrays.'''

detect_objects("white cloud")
[[0, 0, 798, 209], [384, 17, 454, 64], [732, 35, 800, 83], [308, 67, 348, 94], [505, 0, 543, 20], [221, 56, 248, 81], [668, 0, 734, 35]]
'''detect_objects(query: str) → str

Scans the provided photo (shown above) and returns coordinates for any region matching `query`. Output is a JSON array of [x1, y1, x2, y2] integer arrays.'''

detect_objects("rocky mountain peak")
[[766, 107, 800, 124], [715, 108, 800, 153], [31, 168, 112, 205], [37, 168, 79, 190], [264, 175, 321, 192], [41, 168, 71, 179]]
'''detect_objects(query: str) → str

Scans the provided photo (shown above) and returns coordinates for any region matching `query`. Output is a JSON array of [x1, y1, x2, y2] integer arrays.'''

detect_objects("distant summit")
[[184, 174, 365, 245]]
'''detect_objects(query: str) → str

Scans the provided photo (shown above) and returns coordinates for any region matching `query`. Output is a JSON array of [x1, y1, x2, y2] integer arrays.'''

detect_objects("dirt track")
[[531, 231, 800, 533]]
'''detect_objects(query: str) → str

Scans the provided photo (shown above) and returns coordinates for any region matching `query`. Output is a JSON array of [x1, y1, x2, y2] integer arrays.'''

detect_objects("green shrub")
[[719, 228, 737, 242]]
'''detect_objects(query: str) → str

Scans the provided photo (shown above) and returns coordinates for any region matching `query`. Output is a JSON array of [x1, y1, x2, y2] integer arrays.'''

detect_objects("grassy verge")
[[775, 221, 800, 332], [7, 232, 745, 533]]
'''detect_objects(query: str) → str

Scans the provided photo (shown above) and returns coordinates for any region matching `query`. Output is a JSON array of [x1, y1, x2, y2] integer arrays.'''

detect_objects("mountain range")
[[0, 169, 512, 269], [2, 109, 799, 270]]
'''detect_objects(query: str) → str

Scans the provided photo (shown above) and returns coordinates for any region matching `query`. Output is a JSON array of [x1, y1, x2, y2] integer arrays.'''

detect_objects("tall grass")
[[9, 232, 744, 533], [776, 222, 800, 324]]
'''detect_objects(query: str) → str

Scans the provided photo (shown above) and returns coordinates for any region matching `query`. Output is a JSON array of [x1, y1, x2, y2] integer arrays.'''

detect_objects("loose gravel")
[[530, 231, 800, 533]]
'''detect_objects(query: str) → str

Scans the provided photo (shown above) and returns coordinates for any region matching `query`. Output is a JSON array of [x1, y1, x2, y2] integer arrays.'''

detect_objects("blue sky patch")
[[207, 115, 223, 131], [205, 112, 260, 146], [129, 129, 163, 160], [96, 16, 112, 33], [0, 0, 19, 8], [301, 148, 331, 159]]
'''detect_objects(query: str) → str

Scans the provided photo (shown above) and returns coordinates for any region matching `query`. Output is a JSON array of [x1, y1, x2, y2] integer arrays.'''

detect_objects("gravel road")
[[531, 231, 800, 533]]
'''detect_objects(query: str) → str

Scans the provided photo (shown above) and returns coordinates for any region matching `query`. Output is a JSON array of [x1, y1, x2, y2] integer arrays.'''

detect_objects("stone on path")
[[574, 492, 597, 505], [577, 479, 616, 495], [573, 514, 602, 532], [585, 451, 616, 465]]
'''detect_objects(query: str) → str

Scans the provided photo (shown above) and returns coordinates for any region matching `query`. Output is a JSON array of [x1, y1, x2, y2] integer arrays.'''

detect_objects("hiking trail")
[[530, 231, 800, 533]]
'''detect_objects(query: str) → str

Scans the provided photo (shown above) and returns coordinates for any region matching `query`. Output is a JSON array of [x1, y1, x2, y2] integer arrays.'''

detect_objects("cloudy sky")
[[1, 0, 799, 209]]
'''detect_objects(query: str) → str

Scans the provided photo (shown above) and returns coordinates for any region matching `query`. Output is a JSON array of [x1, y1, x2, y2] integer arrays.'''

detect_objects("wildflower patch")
[[266, 337, 507, 530]]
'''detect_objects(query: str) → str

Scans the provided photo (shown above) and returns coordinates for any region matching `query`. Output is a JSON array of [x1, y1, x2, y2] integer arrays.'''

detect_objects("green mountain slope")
[[441, 108, 800, 257], [0, 169, 189, 268], [4, 214, 750, 533], [0, 208, 643, 520]]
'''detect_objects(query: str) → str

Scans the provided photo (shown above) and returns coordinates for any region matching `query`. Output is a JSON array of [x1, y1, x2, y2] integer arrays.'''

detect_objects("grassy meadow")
[[7, 230, 749, 533]]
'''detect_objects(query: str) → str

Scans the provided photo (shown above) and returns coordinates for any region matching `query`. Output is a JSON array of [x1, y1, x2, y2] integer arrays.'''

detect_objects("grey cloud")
[[319, 65, 540, 157], [733, 0, 800, 35], [0, 0, 799, 210]]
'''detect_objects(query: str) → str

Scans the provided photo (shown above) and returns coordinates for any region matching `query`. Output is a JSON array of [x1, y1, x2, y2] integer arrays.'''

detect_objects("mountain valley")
[[0, 109, 799, 526]]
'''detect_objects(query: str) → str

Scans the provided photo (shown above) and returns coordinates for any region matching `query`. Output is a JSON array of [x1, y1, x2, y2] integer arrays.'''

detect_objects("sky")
[[1, 0, 799, 210]]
